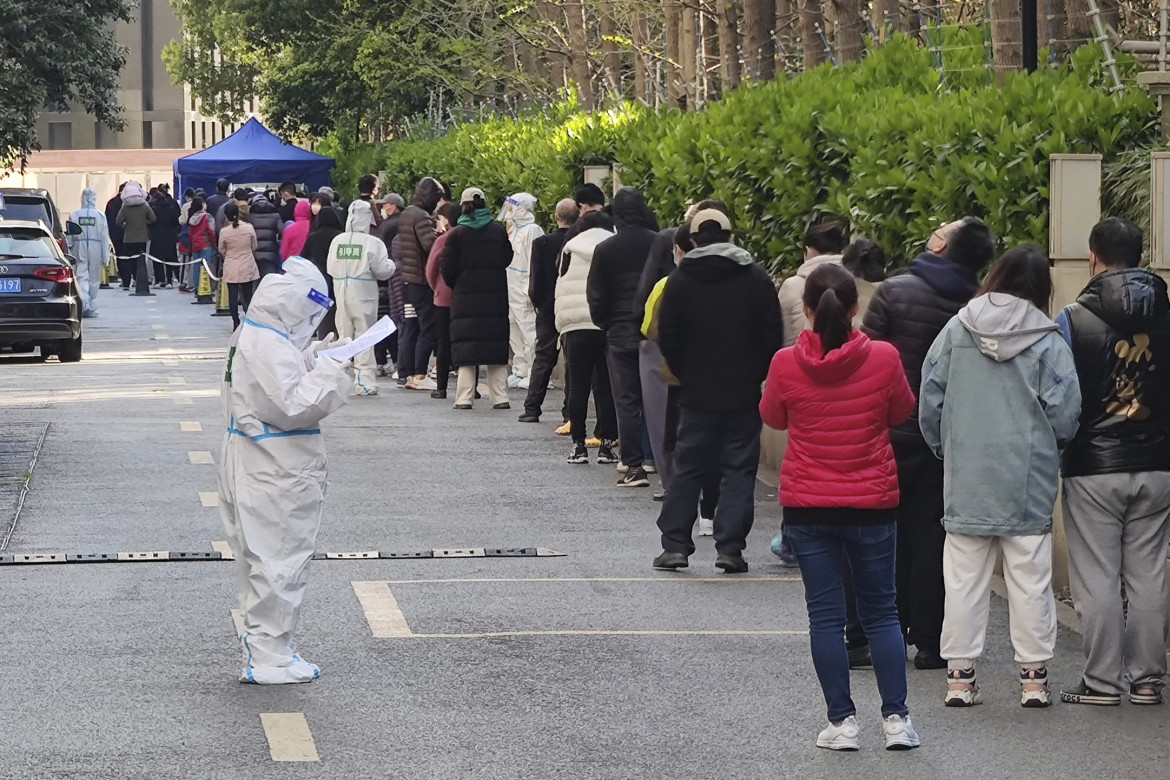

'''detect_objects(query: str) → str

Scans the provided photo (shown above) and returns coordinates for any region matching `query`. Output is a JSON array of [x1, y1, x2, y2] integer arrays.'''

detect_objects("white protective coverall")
[[218, 257, 351, 685], [67, 188, 110, 316], [499, 193, 544, 387], [326, 200, 395, 395]]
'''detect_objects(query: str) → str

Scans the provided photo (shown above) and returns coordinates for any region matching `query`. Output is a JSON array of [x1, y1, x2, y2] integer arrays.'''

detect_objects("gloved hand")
[[302, 334, 352, 360]]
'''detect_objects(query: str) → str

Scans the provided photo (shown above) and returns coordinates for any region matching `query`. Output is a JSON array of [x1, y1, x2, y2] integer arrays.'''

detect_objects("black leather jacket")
[[1060, 268, 1170, 477]]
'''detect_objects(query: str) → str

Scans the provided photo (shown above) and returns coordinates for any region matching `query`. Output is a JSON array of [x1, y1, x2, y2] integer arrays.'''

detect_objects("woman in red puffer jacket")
[[759, 263, 918, 752]]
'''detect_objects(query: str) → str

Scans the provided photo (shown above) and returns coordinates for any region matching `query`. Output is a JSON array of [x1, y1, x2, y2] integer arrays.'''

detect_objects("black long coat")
[[440, 221, 512, 367]]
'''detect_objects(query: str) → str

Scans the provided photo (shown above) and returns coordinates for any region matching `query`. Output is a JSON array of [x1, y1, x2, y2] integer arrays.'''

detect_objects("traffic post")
[[195, 261, 214, 304], [212, 278, 231, 317], [129, 244, 154, 296]]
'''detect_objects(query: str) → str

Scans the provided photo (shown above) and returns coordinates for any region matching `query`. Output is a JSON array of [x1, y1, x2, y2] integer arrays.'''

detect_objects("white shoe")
[[697, 517, 714, 536], [518, 376, 530, 389], [241, 657, 320, 685], [816, 716, 860, 751], [882, 714, 920, 750], [506, 373, 523, 388], [616, 463, 629, 473], [414, 376, 438, 391]]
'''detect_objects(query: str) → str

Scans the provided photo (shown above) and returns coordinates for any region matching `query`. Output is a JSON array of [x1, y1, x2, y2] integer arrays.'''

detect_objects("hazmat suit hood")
[[499, 192, 538, 236], [958, 292, 1057, 362], [611, 187, 659, 232], [346, 200, 374, 233], [81, 188, 98, 208], [413, 177, 445, 214], [248, 256, 333, 349]]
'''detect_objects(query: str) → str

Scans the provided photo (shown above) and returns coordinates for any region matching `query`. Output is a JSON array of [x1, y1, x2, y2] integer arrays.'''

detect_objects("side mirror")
[[63, 254, 77, 267], [65, 220, 83, 236]]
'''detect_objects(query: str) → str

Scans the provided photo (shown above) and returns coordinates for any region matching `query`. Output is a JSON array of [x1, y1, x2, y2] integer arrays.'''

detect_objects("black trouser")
[[316, 278, 337, 339], [657, 407, 762, 557], [119, 242, 145, 288], [374, 334, 399, 368], [893, 439, 946, 654], [401, 282, 437, 377], [664, 385, 720, 514], [154, 254, 176, 286], [228, 281, 255, 329], [606, 343, 644, 468], [434, 306, 451, 393], [564, 330, 617, 445], [523, 306, 559, 416]]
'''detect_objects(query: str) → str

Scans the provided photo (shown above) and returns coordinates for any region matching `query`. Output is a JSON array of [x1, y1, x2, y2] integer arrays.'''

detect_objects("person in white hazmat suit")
[[500, 193, 544, 388], [327, 199, 395, 395], [67, 188, 110, 317], [218, 256, 352, 685]]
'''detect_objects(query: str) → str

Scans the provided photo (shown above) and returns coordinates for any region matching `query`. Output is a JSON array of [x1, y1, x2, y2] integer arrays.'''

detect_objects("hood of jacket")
[[121, 181, 147, 203], [294, 200, 312, 223], [611, 187, 659, 231], [249, 195, 278, 215], [314, 207, 342, 232], [346, 200, 374, 233], [500, 192, 537, 233], [958, 293, 1057, 362], [678, 242, 757, 283], [81, 188, 98, 209], [189, 211, 210, 227], [563, 227, 615, 257], [794, 329, 873, 384], [909, 252, 979, 301], [247, 257, 332, 349], [413, 177, 445, 213], [1077, 268, 1170, 332], [796, 253, 843, 278], [684, 242, 754, 267]]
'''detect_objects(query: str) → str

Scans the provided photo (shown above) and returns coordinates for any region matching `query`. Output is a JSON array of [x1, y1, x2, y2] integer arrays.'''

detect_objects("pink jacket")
[[425, 230, 454, 307], [279, 200, 312, 260]]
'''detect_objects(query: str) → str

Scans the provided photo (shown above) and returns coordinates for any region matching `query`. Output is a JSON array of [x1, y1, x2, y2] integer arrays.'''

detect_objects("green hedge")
[[329, 32, 1157, 274]]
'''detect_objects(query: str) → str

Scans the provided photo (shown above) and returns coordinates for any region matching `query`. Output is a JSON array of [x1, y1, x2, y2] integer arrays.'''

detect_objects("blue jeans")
[[191, 247, 213, 293], [786, 522, 908, 722]]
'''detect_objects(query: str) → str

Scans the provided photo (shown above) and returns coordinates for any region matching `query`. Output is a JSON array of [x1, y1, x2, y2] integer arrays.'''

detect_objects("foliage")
[[335, 34, 1158, 273], [1102, 145, 1164, 250], [0, 0, 133, 170]]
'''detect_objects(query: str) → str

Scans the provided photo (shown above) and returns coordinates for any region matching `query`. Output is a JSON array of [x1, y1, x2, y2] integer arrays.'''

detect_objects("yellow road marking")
[[199, 492, 219, 508], [180, 421, 202, 432], [260, 713, 319, 762], [188, 450, 214, 465], [352, 581, 414, 637], [212, 540, 235, 560]]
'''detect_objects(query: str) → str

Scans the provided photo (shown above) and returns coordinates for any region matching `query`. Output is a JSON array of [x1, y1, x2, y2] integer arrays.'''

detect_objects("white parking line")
[[152, 324, 166, 331], [174, 397, 194, 405], [188, 451, 214, 465], [199, 492, 219, 508], [154, 334, 170, 340], [179, 421, 202, 432], [212, 540, 235, 560], [352, 581, 414, 637], [168, 377, 186, 385], [260, 713, 319, 762]]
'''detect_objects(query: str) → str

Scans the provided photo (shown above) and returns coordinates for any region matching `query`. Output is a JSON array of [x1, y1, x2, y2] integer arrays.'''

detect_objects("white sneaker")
[[414, 376, 438, 391], [697, 517, 714, 536], [882, 714, 920, 750], [518, 376, 530, 389], [816, 716, 860, 751], [506, 373, 523, 388]]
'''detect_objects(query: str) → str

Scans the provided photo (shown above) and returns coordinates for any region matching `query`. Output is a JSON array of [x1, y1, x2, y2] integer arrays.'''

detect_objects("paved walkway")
[[0, 284, 1164, 779]]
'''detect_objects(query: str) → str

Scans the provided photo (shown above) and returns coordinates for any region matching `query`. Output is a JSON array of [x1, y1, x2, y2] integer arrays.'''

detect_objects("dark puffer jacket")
[[398, 178, 444, 285], [587, 188, 660, 350], [861, 252, 979, 448], [440, 219, 513, 367], [150, 194, 182, 260], [635, 226, 678, 315], [1059, 268, 1170, 477], [247, 195, 283, 277]]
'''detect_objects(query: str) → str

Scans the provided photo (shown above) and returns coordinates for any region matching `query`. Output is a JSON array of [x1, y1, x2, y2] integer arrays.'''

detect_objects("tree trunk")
[[775, 0, 796, 71], [680, 1, 700, 108], [743, 0, 776, 80], [872, 0, 899, 38], [800, 0, 827, 69], [834, 0, 863, 61], [718, 0, 742, 91], [566, 0, 594, 108], [633, 10, 652, 103], [1065, 0, 1092, 44], [1043, 0, 1066, 55], [600, 9, 622, 98], [990, 0, 1023, 75], [664, 0, 687, 108], [701, 2, 719, 99]]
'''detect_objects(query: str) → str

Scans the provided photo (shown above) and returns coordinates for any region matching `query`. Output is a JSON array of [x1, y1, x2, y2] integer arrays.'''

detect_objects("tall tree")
[[718, 0, 743, 91], [743, 0, 777, 79], [801, 0, 828, 68], [834, 0, 864, 61], [664, 0, 687, 108], [990, 0, 1024, 73], [565, 0, 595, 108], [680, 1, 700, 106]]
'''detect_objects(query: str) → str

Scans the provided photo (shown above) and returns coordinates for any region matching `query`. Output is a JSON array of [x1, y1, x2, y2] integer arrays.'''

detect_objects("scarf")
[[458, 208, 493, 230]]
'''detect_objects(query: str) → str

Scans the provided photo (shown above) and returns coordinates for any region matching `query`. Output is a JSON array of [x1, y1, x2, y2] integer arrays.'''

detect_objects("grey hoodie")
[[684, 242, 754, 266], [957, 293, 1058, 362]]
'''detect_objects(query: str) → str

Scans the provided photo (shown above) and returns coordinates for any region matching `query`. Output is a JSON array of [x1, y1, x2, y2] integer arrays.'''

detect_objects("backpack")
[[178, 220, 192, 255]]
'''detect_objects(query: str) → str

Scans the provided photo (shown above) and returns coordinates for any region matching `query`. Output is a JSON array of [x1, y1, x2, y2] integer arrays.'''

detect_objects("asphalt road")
[[0, 281, 1166, 779]]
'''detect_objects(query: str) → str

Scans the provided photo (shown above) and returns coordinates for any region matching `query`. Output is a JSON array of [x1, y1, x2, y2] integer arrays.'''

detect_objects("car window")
[[0, 229, 57, 258], [2, 200, 52, 226]]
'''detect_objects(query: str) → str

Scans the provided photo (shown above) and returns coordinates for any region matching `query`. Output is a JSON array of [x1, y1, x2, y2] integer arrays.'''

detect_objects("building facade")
[[35, 0, 257, 151]]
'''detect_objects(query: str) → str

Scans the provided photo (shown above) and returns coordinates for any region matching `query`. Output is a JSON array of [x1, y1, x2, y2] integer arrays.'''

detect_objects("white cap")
[[690, 208, 731, 233], [460, 187, 485, 204]]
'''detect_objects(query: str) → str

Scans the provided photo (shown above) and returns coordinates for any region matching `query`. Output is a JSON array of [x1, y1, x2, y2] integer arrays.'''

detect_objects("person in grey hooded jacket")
[[919, 246, 1081, 710]]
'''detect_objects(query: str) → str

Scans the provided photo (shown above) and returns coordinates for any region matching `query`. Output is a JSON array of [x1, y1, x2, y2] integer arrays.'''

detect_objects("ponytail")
[[224, 202, 240, 229], [802, 263, 858, 356]]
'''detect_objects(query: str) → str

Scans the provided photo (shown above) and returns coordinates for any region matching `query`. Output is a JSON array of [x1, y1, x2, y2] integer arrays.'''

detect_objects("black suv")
[[0, 189, 65, 242]]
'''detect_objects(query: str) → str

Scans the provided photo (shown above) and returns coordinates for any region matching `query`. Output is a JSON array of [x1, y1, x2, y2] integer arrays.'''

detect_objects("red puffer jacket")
[[760, 329, 915, 509]]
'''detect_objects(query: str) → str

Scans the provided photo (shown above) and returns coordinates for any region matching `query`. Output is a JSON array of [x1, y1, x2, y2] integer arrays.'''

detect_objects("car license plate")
[[0, 278, 19, 294]]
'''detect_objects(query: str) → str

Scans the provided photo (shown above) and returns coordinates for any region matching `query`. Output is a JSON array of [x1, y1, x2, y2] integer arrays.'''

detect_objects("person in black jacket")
[[105, 184, 126, 271], [399, 177, 446, 389], [205, 179, 231, 223], [653, 209, 783, 573], [150, 185, 182, 288], [277, 181, 299, 223], [302, 207, 344, 338], [374, 194, 405, 376], [1056, 218, 1170, 706], [247, 194, 284, 277], [441, 187, 514, 410], [520, 198, 579, 422], [861, 216, 994, 669], [588, 187, 660, 487]]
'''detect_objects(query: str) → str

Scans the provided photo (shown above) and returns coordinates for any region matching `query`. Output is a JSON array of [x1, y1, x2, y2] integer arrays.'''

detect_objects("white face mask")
[[311, 204, 322, 215], [382, 209, 392, 220]]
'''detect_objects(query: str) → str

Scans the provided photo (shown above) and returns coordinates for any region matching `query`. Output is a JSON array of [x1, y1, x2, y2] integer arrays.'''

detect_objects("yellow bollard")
[[212, 278, 231, 317], [195, 262, 214, 304]]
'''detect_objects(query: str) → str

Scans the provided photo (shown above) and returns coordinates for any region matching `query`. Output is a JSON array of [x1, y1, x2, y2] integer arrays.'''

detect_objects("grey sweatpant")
[[1063, 471, 1170, 694]]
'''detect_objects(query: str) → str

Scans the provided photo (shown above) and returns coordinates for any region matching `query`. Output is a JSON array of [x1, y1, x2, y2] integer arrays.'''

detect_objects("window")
[[142, 122, 153, 149], [96, 122, 117, 149], [47, 122, 72, 150], [190, 121, 197, 149], [0, 228, 58, 258]]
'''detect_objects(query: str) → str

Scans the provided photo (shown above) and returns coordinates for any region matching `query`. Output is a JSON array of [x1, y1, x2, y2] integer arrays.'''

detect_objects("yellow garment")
[[641, 277, 670, 340]]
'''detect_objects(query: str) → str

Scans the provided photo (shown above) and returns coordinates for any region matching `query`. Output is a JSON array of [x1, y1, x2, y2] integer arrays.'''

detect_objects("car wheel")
[[58, 333, 82, 363]]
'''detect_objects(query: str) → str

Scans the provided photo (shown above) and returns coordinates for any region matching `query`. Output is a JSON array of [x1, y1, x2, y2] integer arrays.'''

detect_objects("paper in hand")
[[320, 316, 397, 362]]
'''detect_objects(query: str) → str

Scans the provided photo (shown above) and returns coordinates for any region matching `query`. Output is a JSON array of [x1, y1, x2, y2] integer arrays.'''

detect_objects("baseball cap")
[[460, 187, 485, 204], [378, 193, 406, 209], [690, 208, 732, 233]]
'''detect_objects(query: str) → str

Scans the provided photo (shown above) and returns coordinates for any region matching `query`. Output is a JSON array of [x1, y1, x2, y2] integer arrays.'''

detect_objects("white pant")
[[334, 279, 378, 393], [507, 271, 536, 379], [456, 365, 509, 407], [941, 532, 1056, 668], [76, 255, 104, 313]]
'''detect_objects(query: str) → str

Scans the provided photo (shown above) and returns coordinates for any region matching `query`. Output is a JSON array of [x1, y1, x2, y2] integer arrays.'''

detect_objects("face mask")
[[311, 204, 322, 215], [382, 209, 392, 220]]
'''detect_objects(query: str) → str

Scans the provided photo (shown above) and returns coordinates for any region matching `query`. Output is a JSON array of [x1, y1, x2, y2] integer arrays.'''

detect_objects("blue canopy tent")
[[173, 118, 334, 195]]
